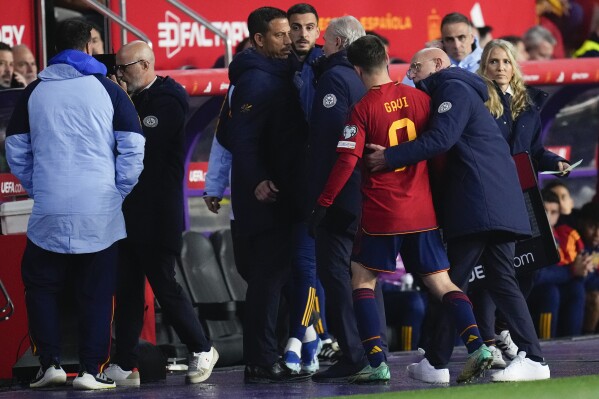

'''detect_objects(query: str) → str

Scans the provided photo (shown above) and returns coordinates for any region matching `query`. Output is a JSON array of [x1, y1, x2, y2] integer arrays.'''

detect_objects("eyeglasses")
[[405, 58, 436, 79], [115, 59, 144, 72]]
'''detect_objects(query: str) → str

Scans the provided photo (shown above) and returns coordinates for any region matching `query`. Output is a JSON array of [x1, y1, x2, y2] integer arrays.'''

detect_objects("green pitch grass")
[[329, 375, 599, 399]]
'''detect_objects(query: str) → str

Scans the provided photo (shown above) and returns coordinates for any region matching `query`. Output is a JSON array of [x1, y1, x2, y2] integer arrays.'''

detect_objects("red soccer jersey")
[[338, 81, 437, 234]]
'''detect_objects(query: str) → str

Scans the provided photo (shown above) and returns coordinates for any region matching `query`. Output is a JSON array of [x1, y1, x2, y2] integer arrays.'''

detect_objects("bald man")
[[366, 47, 550, 383], [13, 44, 37, 85], [105, 41, 219, 386]]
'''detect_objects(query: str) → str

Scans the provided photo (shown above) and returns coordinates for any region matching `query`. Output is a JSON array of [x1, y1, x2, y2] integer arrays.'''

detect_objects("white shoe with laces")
[[72, 371, 116, 390], [491, 351, 550, 382], [495, 330, 518, 360], [407, 357, 449, 384], [30, 364, 67, 389], [186, 346, 219, 384], [104, 363, 140, 387], [489, 346, 507, 369]]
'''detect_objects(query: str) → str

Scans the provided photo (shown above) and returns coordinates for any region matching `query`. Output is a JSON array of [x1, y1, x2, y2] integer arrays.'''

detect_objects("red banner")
[[0, 173, 27, 201], [187, 161, 209, 190], [0, 1, 35, 49], [164, 57, 599, 97], [112, 0, 536, 70]]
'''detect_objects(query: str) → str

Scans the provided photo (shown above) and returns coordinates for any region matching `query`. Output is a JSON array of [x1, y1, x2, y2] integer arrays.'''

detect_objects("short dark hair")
[[235, 37, 251, 54], [365, 30, 389, 46], [248, 7, 288, 46], [441, 12, 471, 29], [541, 188, 560, 205], [56, 19, 93, 52], [287, 3, 318, 22], [580, 202, 599, 226], [0, 42, 11, 52], [347, 35, 387, 74]]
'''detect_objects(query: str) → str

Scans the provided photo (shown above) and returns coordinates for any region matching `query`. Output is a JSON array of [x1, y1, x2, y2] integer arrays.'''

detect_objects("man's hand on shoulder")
[[364, 143, 390, 172], [255, 180, 279, 203]]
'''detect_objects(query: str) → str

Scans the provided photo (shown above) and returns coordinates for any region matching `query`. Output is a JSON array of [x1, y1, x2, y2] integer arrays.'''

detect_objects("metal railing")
[[166, 0, 233, 67], [0, 280, 14, 322], [81, 0, 152, 48]]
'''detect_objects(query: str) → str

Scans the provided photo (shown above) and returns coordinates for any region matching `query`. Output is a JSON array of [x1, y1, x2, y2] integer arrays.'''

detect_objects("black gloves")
[[307, 205, 327, 238]]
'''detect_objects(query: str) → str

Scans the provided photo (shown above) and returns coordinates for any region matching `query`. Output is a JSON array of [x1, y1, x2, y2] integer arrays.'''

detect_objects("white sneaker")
[[30, 364, 67, 389], [407, 358, 450, 384], [491, 351, 550, 382], [495, 330, 518, 360], [489, 346, 507, 369], [104, 364, 141, 387], [186, 346, 219, 384], [72, 371, 116, 390], [301, 338, 322, 373]]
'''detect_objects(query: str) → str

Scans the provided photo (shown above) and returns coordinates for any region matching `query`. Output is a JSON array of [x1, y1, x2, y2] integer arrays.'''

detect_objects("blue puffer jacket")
[[307, 50, 365, 233], [224, 48, 308, 235], [384, 67, 531, 240], [495, 85, 566, 172], [6, 49, 145, 253]]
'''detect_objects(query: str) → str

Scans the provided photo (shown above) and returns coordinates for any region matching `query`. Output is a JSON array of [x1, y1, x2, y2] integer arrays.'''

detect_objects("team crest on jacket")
[[343, 125, 358, 139], [240, 103, 252, 113], [143, 115, 158, 128], [323, 93, 337, 108], [438, 102, 452, 113]]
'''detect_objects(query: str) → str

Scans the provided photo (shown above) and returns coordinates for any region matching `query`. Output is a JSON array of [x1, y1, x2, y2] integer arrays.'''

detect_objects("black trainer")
[[318, 340, 342, 365], [244, 359, 312, 384], [312, 359, 369, 383]]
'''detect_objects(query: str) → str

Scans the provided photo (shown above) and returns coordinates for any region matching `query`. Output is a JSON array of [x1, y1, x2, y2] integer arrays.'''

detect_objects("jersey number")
[[388, 118, 417, 172]]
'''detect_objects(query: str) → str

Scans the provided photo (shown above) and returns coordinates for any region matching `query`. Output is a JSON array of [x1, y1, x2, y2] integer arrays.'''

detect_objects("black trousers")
[[114, 239, 210, 370], [425, 232, 542, 367], [469, 269, 536, 342], [234, 225, 294, 367], [315, 226, 388, 366]]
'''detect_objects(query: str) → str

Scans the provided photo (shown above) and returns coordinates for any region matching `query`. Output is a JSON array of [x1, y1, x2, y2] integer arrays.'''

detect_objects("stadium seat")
[[209, 228, 247, 302], [179, 231, 243, 366]]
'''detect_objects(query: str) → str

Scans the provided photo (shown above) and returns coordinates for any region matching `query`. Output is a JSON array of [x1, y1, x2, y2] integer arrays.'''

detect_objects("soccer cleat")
[[103, 364, 140, 387], [30, 364, 67, 389], [186, 346, 219, 384], [407, 358, 450, 384], [495, 330, 518, 360], [318, 339, 342, 364], [311, 360, 368, 383], [491, 351, 550, 382], [301, 338, 321, 373], [347, 362, 390, 384], [72, 371, 116, 390], [489, 346, 507, 369], [457, 344, 493, 383], [283, 351, 302, 373]]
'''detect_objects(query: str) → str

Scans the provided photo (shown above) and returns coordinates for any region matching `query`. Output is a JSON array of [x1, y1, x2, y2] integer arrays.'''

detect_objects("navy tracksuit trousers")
[[21, 239, 117, 375]]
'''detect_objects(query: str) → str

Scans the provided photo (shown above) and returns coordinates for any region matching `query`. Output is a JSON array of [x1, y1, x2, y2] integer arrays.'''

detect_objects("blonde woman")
[[472, 39, 571, 373], [478, 39, 569, 173]]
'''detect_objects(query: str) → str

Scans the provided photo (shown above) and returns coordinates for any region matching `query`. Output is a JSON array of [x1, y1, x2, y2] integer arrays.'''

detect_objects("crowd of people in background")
[[3, 0, 599, 392]]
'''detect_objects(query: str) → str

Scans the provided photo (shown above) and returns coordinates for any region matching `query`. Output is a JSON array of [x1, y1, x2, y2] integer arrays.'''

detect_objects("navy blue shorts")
[[352, 229, 450, 275]]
